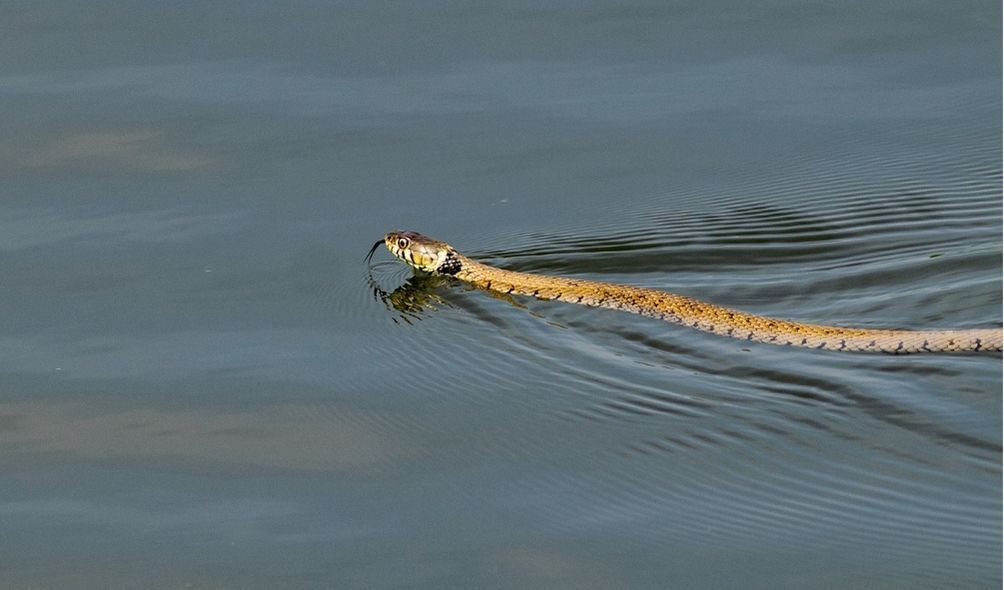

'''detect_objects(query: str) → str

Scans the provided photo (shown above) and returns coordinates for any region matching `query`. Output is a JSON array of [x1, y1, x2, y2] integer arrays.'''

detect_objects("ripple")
[[361, 117, 1001, 585], [496, 422, 999, 580]]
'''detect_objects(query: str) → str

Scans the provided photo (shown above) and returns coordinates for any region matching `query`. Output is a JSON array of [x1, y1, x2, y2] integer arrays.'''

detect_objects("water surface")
[[1, 1, 1000, 588]]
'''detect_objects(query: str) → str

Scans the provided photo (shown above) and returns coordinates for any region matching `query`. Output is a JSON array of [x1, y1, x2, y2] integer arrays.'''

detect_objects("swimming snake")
[[368, 231, 1003, 354]]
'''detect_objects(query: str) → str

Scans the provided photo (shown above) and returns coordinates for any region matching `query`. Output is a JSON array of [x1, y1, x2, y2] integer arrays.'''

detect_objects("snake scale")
[[371, 231, 1003, 354]]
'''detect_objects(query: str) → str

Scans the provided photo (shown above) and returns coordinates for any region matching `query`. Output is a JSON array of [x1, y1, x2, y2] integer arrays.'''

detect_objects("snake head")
[[383, 231, 461, 275]]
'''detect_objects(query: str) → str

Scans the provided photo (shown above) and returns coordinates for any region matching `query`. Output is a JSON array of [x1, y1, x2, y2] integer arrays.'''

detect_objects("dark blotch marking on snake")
[[436, 251, 462, 276]]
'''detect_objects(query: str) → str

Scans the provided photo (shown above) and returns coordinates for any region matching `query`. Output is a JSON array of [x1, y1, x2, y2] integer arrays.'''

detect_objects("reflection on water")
[[1, 400, 410, 471], [368, 266, 454, 324], [2, 0, 1001, 588]]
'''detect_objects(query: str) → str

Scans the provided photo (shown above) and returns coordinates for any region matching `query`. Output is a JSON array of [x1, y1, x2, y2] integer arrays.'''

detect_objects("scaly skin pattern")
[[382, 231, 1003, 354]]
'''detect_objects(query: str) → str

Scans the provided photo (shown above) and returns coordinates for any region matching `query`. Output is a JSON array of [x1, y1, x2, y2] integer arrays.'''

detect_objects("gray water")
[[2, 2, 1001, 588]]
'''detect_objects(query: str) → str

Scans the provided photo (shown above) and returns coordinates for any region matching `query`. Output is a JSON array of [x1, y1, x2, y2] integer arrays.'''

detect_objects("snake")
[[368, 231, 1003, 354]]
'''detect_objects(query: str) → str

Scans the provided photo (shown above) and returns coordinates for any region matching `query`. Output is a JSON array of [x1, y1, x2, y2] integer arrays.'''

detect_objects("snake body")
[[376, 231, 1003, 354]]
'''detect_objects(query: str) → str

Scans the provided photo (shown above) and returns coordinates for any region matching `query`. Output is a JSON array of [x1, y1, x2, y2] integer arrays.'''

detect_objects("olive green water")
[[1, 2, 1001, 588]]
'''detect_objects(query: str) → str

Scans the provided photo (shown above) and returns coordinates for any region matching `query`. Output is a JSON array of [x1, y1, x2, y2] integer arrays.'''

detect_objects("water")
[[2, 2, 1000, 588]]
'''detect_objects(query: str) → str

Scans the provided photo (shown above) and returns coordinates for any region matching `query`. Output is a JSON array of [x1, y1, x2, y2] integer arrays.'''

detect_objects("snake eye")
[[397, 237, 410, 250]]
